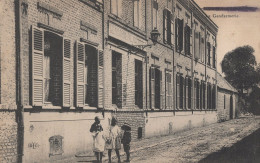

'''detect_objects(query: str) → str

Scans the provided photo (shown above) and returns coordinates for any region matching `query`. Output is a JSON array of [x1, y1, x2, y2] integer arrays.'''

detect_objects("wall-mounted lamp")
[[133, 28, 160, 50]]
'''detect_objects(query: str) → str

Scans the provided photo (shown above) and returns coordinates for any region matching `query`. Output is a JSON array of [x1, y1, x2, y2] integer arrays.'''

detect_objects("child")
[[121, 123, 131, 162], [90, 116, 105, 163]]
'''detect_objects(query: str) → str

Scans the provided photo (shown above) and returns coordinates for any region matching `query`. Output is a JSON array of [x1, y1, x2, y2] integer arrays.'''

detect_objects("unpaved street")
[[109, 117, 260, 163]]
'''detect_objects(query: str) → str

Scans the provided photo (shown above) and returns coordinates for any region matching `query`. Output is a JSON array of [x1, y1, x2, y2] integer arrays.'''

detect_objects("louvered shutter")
[[62, 38, 72, 107], [176, 74, 179, 109], [175, 19, 179, 51], [32, 26, 44, 106], [98, 50, 104, 108], [194, 32, 200, 59], [165, 72, 172, 109], [171, 14, 174, 45], [185, 77, 188, 109], [75, 42, 85, 107], [194, 80, 197, 109], [167, 11, 171, 44], [165, 72, 168, 109], [163, 9, 167, 43], [150, 67, 155, 109], [160, 70, 163, 109], [179, 19, 184, 52]]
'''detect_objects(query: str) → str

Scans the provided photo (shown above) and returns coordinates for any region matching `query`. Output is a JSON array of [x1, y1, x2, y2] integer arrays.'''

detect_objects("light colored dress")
[[92, 131, 105, 152], [105, 125, 122, 150]]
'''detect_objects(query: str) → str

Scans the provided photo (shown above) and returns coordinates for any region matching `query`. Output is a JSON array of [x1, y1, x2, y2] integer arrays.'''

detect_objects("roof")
[[217, 72, 238, 93]]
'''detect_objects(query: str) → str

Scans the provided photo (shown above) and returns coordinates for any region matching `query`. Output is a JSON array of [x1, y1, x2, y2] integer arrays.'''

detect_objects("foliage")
[[247, 86, 260, 115], [221, 45, 260, 95]]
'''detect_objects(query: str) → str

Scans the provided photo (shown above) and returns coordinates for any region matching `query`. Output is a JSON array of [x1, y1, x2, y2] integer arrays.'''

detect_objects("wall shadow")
[[199, 128, 260, 163]]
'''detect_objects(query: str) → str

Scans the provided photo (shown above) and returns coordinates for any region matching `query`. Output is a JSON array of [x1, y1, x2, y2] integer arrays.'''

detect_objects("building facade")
[[0, 0, 238, 162]]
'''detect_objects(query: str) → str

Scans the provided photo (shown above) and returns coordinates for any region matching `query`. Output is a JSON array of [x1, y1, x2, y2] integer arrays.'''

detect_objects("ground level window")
[[112, 51, 122, 108], [135, 60, 143, 108], [150, 67, 161, 109], [85, 45, 98, 107], [43, 32, 62, 105], [165, 71, 172, 109]]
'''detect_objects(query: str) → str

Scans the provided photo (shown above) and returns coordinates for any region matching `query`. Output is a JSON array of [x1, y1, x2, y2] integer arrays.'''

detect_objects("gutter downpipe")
[[17, 0, 24, 162]]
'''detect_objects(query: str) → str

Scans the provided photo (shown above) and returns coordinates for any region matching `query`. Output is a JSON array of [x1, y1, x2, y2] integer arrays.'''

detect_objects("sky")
[[194, 0, 260, 72]]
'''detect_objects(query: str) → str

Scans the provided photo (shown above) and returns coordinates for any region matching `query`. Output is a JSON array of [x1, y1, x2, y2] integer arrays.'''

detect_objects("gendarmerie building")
[[0, 0, 238, 162]]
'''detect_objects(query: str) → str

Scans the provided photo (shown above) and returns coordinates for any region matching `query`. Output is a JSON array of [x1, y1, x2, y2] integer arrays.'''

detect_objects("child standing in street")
[[121, 123, 131, 162]]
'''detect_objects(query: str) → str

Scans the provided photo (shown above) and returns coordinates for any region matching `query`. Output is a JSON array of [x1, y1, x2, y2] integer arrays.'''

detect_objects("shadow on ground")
[[199, 128, 260, 163]]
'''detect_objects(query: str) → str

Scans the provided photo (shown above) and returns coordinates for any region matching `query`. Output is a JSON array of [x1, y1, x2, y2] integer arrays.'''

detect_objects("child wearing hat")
[[121, 123, 131, 162]]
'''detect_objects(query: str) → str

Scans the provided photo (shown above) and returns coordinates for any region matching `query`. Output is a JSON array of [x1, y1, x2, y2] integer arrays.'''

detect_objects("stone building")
[[0, 0, 238, 162]]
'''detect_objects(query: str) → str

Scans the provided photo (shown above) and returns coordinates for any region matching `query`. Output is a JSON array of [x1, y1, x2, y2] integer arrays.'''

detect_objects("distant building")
[[0, 0, 238, 162]]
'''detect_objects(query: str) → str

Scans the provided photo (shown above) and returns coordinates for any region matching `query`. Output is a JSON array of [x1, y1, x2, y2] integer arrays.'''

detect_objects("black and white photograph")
[[0, 0, 259, 162]]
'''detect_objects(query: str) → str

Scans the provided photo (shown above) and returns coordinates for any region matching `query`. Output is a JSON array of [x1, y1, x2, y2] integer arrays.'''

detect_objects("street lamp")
[[133, 28, 161, 50], [150, 28, 160, 45]]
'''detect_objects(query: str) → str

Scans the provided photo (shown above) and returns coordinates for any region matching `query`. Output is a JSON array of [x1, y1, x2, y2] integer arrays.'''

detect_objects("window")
[[49, 135, 64, 156], [184, 25, 191, 55], [165, 71, 172, 109], [224, 95, 226, 109], [150, 67, 161, 109], [135, 60, 143, 109], [187, 78, 192, 109], [112, 51, 122, 108], [85, 45, 98, 107], [207, 42, 211, 66], [176, 74, 184, 109], [212, 85, 216, 109], [175, 18, 184, 53], [163, 9, 174, 45], [213, 46, 216, 68], [31, 26, 71, 107], [184, 77, 192, 109], [200, 81, 206, 109], [134, 0, 141, 28], [111, 0, 122, 17], [195, 80, 200, 109], [207, 83, 212, 109], [152, 0, 158, 29], [201, 36, 205, 63], [75, 43, 103, 108], [194, 32, 200, 59]]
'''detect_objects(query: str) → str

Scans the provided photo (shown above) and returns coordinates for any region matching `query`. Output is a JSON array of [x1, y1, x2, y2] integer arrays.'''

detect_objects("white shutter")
[[32, 26, 44, 106], [62, 38, 72, 107], [98, 50, 104, 108], [150, 67, 155, 109], [75, 42, 85, 107]]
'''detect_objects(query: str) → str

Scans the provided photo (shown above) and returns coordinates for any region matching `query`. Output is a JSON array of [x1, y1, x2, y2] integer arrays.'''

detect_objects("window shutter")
[[176, 74, 179, 109], [98, 50, 104, 108], [167, 11, 171, 44], [179, 19, 184, 52], [165, 72, 168, 109], [62, 38, 72, 107], [75, 42, 85, 108], [118, 0, 122, 17], [150, 67, 155, 109], [175, 19, 179, 52], [31, 26, 44, 106], [165, 72, 172, 109], [160, 70, 163, 109], [185, 77, 188, 109], [171, 14, 174, 45], [168, 73, 172, 109], [194, 32, 200, 59], [193, 79, 198, 109], [163, 10, 167, 43]]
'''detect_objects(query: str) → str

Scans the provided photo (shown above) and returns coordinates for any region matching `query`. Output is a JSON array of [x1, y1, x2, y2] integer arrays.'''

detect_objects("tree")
[[247, 86, 260, 115], [221, 45, 260, 96]]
